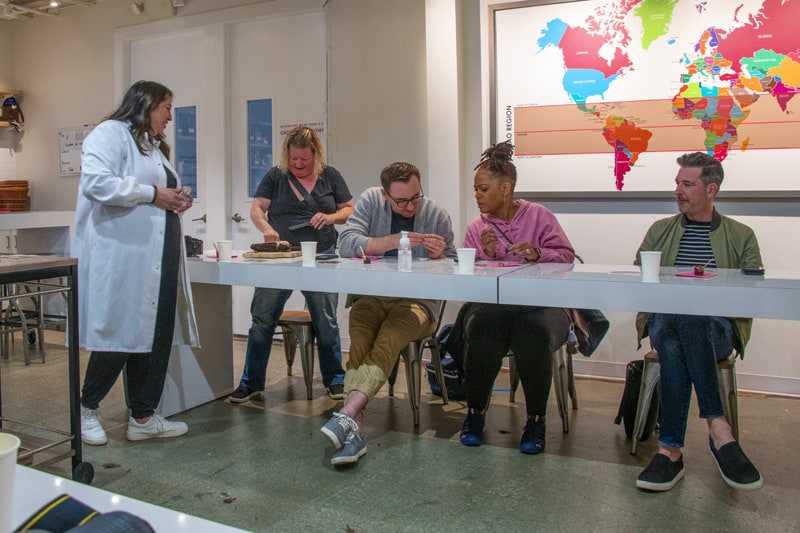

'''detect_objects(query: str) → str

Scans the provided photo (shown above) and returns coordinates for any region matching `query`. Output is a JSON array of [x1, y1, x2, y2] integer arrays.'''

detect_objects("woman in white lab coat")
[[73, 80, 199, 446]]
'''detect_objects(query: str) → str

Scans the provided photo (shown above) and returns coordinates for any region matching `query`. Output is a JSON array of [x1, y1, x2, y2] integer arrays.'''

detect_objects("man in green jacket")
[[633, 152, 763, 493]]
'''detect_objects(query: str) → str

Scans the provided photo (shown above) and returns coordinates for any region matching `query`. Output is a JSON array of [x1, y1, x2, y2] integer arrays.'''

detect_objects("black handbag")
[[571, 308, 610, 357]]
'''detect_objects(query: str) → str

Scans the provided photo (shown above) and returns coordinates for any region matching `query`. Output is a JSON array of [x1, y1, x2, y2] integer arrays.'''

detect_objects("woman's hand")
[[480, 227, 498, 258], [262, 227, 280, 242], [510, 243, 540, 262], [310, 212, 332, 229], [153, 187, 186, 212]]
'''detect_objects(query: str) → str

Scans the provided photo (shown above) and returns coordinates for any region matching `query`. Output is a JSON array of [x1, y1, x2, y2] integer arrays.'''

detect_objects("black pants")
[[454, 303, 570, 417], [81, 210, 181, 419]]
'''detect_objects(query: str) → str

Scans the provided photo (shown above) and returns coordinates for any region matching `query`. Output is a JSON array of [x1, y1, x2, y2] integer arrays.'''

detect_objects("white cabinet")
[[0, 229, 18, 253], [0, 212, 73, 255]]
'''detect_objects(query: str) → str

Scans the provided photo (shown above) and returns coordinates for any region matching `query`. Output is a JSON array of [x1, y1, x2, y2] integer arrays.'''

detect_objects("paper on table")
[[676, 271, 717, 278]]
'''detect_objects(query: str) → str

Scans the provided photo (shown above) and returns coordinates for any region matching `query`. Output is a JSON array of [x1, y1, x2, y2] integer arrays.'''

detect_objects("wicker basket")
[[0, 180, 30, 211]]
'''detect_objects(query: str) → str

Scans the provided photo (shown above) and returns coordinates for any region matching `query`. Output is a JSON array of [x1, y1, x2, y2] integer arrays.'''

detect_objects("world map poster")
[[493, 0, 800, 192]]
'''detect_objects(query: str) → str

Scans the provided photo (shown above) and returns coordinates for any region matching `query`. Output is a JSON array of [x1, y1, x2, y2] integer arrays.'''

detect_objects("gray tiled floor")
[[2, 331, 799, 532]]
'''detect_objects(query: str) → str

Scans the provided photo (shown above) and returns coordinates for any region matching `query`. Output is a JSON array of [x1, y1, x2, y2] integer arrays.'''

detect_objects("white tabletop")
[[12, 465, 246, 532], [498, 263, 800, 320], [188, 256, 529, 303]]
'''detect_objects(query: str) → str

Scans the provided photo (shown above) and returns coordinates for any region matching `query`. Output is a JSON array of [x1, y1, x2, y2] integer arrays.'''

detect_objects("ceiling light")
[[130, 2, 143, 15], [50, 1, 59, 7]]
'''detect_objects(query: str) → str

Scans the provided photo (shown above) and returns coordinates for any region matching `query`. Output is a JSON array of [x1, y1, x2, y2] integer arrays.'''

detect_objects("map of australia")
[[498, 0, 800, 191]]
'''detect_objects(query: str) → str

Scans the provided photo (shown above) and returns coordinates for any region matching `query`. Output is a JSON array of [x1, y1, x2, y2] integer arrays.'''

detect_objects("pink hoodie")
[[463, 199, 575, 263]]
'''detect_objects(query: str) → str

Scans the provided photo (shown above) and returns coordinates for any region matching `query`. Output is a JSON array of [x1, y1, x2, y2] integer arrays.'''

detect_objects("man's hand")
[[411, 232, 447, 259]]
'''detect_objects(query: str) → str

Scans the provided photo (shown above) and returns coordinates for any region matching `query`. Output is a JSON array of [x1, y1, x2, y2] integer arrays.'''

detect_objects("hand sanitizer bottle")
[[398, 230, 412, 272]]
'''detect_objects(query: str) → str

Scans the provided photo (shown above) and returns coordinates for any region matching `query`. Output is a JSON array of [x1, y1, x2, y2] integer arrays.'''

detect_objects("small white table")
[[497, 263, 800, 320], [12, 465, 246, 532]]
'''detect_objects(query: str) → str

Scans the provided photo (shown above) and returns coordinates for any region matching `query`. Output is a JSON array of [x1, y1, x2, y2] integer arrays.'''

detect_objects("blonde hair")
[[279, 126, 325, 177]]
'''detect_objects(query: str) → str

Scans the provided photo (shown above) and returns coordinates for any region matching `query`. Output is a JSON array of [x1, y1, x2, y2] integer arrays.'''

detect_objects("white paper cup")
[[457, 247, 476, 275], [301, 241, 317, 267], [0, 432, 21, 533], [215, 240, 233, 261], [640, 251, 662, 283]]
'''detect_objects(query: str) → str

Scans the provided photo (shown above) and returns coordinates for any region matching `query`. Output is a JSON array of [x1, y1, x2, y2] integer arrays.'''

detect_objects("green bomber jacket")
[[634, 209, 763, 356]]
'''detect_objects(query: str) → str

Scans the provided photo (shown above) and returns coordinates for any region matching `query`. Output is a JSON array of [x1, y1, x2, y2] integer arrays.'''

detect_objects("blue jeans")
[[239, 285, 345, 390], [647, 313, 734, 448]]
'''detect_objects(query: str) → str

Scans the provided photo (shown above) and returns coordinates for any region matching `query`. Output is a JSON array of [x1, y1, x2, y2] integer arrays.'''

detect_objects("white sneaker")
[[81, 405, 107, 446], [126, 414, 188, 441]]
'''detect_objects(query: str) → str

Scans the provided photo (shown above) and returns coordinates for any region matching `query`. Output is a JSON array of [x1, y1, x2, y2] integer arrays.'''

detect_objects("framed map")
[[490, 0, 800, 193]]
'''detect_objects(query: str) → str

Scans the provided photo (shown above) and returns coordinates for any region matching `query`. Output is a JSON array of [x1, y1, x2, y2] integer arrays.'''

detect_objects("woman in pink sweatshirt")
[[452, 141, 575, 455]]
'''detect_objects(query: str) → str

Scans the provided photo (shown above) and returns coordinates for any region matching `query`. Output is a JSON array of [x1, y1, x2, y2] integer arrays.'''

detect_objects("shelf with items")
[[0, 89, 24, 128]]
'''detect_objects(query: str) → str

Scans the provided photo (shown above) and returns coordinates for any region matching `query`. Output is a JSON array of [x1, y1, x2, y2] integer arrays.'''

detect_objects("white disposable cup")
[[215, 240, 233, 261], [301, 241, 317, 267], [0, 432, 21, 533], [640, 251, 662, 283], [457, 247, 476, 275]]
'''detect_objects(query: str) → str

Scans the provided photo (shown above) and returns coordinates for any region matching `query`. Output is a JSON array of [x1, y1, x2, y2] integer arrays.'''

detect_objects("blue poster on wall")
[[174, 106, 197, 197], [248, 99, 273, 198]]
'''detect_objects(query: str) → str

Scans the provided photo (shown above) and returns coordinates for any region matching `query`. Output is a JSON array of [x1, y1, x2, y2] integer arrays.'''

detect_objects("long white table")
[[12, 465, 245, 532], [188, 255, 526, 303], [497, 263, 800, 320], [160, 256, 528, 416], [164, 257, 800, 416]]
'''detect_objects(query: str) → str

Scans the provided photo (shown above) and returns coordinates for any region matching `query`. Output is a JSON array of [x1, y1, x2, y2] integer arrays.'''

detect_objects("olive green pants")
[[345, 296, 435, 398]]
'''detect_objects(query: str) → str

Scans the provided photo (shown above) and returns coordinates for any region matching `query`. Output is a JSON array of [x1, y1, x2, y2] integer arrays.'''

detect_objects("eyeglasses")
[[386, 191, 424, 208]]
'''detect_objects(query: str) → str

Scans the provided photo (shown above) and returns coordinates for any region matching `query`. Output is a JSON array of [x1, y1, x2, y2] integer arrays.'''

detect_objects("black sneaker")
[[636, 453, 685, 491], [519, 417, 546, 455], [327, 384, 346, 400], [709, 440, 763, 491], [460, 410, 485, 446], [229, 385, 260, 403]]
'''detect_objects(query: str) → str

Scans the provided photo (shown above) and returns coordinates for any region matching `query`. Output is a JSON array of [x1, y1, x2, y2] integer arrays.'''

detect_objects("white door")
[[229, 11, 327, 335], [129, 30, 217, 247]]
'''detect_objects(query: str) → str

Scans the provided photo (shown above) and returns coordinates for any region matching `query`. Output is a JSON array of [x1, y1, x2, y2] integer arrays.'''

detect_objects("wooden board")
[[242, 251, 302, 259]]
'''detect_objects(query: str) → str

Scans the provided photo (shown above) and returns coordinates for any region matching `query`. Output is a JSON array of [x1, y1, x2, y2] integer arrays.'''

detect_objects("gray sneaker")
[[126, 414, 188, 441], [320, 412, 358, 449], [331, 430, 367, 466], [81, 405, 107, 446]]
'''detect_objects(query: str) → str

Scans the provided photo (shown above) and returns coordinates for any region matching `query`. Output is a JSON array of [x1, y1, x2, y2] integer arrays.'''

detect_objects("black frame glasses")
[[386, 190, 424, 208]]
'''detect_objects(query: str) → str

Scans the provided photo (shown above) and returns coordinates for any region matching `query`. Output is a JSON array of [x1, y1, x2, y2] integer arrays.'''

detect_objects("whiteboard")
[[59, 125, 94, 177]]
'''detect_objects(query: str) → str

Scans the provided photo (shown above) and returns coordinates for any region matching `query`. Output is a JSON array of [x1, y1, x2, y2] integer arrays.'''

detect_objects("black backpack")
[[614, 360, 660, 441]]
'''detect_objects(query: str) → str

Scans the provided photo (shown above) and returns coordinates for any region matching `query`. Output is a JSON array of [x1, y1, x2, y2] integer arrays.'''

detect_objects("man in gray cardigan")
[[320, 162, 456, 466]]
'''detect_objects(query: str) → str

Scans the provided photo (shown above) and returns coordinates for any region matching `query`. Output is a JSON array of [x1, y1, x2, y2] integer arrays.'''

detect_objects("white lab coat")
[[72, 120, 199, 352]]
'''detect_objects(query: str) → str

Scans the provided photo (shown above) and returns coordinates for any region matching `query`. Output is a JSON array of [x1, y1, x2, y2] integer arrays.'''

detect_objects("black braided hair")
[[474, 140, 517, 188]]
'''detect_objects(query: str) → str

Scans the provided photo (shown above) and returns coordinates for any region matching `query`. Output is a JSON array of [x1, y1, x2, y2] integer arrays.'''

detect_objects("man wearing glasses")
[[320, 162, 456, 466]]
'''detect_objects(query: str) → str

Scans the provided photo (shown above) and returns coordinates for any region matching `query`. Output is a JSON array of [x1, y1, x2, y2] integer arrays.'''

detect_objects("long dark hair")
[[474, 140, 517, 189], [107, 80, 172, 159]]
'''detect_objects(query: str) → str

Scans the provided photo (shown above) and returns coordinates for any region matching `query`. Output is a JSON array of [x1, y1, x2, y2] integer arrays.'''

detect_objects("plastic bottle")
[[398, 230, 412, 272]]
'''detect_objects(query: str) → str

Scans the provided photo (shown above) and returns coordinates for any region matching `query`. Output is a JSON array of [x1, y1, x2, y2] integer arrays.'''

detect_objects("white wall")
[[325, 0, 428, 200]]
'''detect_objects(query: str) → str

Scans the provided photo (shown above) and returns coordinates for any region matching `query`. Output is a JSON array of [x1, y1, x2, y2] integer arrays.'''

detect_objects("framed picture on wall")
[[488, 0, 800, 194]]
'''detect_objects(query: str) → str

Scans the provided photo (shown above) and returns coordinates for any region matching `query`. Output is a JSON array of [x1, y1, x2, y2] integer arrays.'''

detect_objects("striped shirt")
[[674, 220, 715, 267]]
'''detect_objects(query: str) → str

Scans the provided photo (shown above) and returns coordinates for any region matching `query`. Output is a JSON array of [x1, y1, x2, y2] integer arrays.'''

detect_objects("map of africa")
[[493, 0, 800, 192]]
